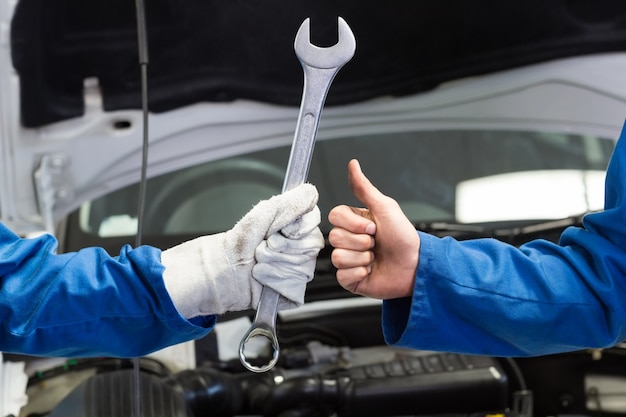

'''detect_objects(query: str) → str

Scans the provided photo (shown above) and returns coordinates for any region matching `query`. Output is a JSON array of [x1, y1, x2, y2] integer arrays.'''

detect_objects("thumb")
[[348, 159, 389, 213]]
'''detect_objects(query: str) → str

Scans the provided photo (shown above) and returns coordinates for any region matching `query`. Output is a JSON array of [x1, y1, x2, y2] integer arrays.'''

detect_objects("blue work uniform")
[[0, 229, 214, 357], [383, 123, 626, 357]]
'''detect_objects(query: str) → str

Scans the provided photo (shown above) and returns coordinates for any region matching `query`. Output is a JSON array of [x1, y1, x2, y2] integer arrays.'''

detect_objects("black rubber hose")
[[164, 367, 244, 417], [258, 376, 340, 417]]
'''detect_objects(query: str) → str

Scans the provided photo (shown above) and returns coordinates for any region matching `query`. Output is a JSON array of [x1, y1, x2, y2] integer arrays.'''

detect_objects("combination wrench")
[[239, 17, 356, 373]]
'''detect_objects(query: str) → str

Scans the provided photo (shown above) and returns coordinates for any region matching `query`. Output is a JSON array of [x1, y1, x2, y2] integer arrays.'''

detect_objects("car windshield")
[[75, 129, 615, 239]]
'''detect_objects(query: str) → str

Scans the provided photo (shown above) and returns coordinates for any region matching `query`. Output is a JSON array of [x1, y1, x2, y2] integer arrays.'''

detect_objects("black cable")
[[134, 0, 149, 244], [503, 357, 527, 391], [133, 1, 150, 417], [502, 357, 534, 417]]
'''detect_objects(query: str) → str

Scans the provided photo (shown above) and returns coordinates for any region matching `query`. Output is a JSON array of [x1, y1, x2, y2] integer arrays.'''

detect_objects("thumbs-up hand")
[[328, 159, 420, 300]]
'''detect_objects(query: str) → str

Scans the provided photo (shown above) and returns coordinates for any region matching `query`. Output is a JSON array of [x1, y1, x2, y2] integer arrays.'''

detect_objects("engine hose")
[[250, 375, 341, 417], [164, 367, 244, 417]]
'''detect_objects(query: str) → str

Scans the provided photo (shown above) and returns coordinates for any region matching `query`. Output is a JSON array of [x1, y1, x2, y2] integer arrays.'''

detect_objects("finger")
[[281, 206, 321, 238], [328, 204, 376, 235], [336, 266, 371, 294], [265, 228, 324, 254], [348, 159, 391, 214], [265, 183, 319, 234], [328, 227, 375, 251], [330, 247, 375, 269]]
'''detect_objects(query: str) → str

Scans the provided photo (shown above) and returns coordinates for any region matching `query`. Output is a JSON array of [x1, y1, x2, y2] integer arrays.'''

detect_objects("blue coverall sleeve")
[[382, 123, 626, 357], [0, 226, 215, 357]]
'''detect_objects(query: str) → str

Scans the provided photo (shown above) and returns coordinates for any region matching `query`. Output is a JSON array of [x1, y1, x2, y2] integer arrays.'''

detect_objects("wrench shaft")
[[283, 67, 338, 192]]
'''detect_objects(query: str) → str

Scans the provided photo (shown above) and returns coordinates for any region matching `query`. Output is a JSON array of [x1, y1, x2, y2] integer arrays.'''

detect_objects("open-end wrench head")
[[294, 17, 356, 70]]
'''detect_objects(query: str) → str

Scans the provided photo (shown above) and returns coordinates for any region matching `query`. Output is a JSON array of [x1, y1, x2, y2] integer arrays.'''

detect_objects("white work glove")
[[161, 183, 324, 318], [253, 205, 322, 308]]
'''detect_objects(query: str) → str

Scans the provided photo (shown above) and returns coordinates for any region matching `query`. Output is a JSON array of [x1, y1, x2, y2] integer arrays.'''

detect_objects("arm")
[[0, 225, 213, 358], [329, 127, 626, 356], [383, 228, 626, 356], [0, 183, 323, 358]]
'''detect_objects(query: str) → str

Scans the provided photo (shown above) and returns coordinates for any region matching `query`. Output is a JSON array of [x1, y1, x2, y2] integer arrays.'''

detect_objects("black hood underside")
[[11, 0, 626, 128]]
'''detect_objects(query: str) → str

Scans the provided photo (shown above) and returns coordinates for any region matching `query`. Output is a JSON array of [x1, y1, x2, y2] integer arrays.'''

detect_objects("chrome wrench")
[[239, 17, 356, 373]]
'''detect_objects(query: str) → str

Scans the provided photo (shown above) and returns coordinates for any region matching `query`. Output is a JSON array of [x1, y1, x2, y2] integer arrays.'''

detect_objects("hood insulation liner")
[[11, 0, 626, 127]]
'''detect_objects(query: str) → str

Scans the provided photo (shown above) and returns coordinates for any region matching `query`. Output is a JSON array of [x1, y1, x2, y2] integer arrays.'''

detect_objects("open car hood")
[[3, 1, 626, 235]]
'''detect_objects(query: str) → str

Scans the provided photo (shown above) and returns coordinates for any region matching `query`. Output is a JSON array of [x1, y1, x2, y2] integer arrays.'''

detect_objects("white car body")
[[3, 1, 626, 416]]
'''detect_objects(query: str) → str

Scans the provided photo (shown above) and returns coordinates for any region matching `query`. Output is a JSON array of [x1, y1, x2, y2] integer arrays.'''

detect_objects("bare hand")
[[328, 160, 420, 299]]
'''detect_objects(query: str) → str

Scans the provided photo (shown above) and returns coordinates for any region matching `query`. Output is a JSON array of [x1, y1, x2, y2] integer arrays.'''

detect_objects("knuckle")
[[330, 248, 344, 267], [327, 205, 346, 224]]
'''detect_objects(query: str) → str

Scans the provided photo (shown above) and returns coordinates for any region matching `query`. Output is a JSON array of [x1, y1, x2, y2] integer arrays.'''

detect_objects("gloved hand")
[[161, 183, 324, 318], [253, 204, 323, 309]]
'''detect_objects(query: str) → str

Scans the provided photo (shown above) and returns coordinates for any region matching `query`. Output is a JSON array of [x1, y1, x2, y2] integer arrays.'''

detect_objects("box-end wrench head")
[[239, 17, 356, 373]]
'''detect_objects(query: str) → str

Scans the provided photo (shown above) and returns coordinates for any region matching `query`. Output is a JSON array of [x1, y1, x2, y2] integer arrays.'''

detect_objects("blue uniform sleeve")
[[382, 122, 626, 357], [0, 225, 215, 357]]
